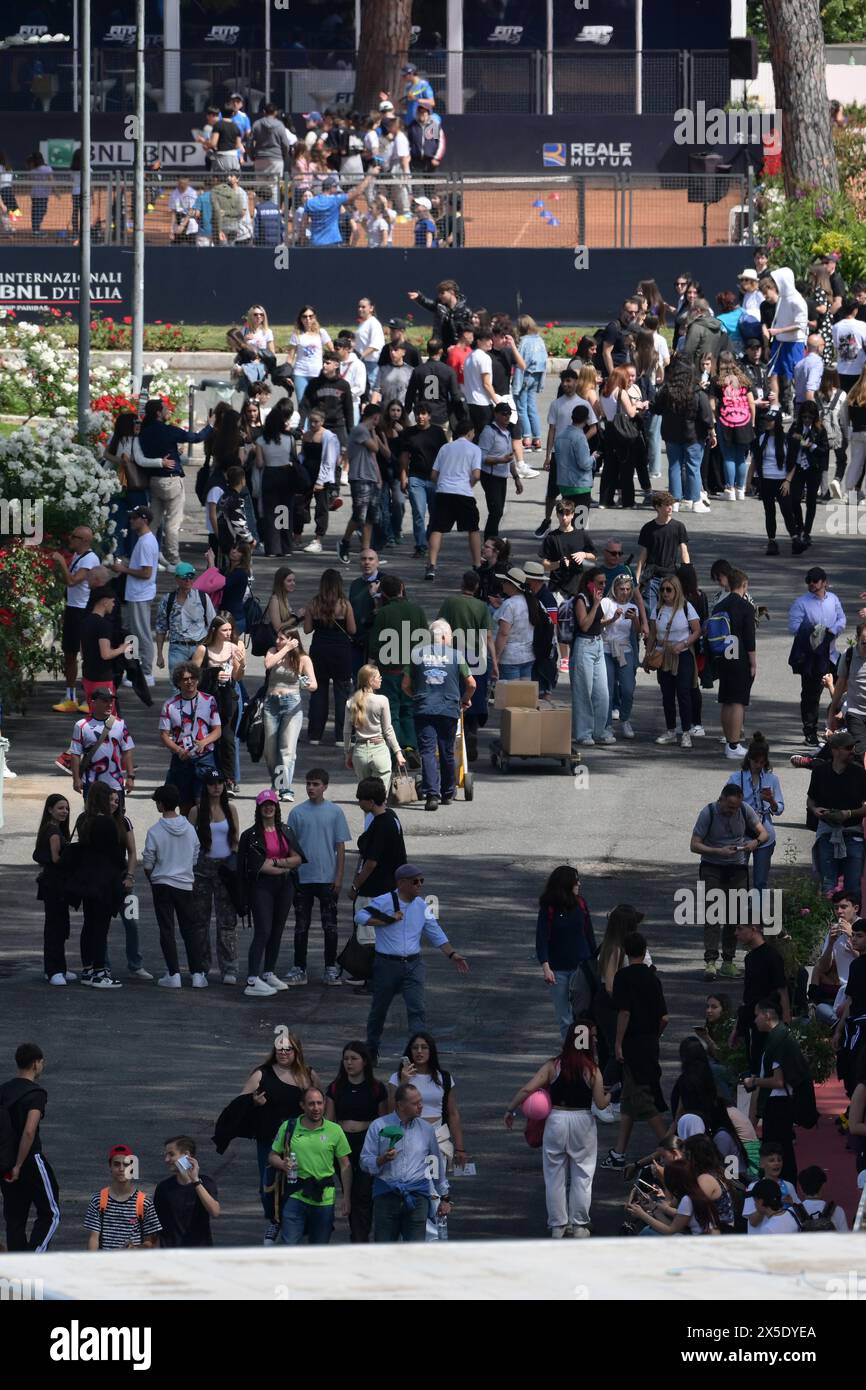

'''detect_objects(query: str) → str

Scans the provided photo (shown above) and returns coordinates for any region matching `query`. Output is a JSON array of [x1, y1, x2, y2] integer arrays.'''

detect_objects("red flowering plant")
[[0, 540, 65, 710]]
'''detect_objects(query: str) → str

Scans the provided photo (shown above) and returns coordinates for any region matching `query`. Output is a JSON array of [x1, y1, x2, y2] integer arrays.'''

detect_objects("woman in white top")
[[649, 574, 701, 749], [228, 304, 275, 360], [600, 573, 640, 739], [286, 305, 333, 406], [494, 569, 536, 679], [392, 1032, 467, 1237], [192, 613, 246, 788], [625, 1158, 721, 1235], [362, 195, 393, 248], [724, 733, 784, 890], [188, 772, 240, 984], [344, 664, 406, 783], [263, 624, 317, 803]]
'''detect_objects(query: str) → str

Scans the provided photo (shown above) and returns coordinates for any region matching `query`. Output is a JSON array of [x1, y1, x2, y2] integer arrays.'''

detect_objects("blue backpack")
[[703, 609, 733, 660]]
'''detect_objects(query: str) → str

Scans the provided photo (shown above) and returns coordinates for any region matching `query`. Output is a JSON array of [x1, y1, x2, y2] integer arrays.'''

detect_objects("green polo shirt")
[[272, 1117, 351, 1207]]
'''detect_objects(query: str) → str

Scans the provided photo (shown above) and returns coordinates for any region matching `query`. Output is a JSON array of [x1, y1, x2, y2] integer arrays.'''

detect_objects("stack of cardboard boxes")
[[494, 681, 571, 758]]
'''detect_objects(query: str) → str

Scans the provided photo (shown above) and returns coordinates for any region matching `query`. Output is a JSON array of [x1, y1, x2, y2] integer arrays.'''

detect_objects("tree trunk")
[[762, 0, 839, 194], [355, 0, 413, 117]]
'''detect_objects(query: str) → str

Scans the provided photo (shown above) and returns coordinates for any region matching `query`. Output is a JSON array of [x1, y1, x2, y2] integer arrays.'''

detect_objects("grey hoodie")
[[142, 815, 200, 889], [770, 267, 808, 343]]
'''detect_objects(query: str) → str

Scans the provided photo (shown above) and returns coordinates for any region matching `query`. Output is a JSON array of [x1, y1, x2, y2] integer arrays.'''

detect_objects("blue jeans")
[[499, 661, 534, 681], [721, 441, 749, 489], [516, 372, 544, 439], [815, 833, 865, 895], [551, 970, 577, 1041], [377, 478, 405, 546], [569, 636, 609, 743], [750, 840, 775, 891], [364, 361, 380, 392], [415, 712, 457, 799], [263, 692, 303, 797], [104, 915, 143, 974], [407, 475, 436, 549], [645, 413, 663, 477], [294, 373, 316, 412], [366, 953, 426, 1056], [604, 650, 636, 728], [280, 1197, 335, 1246], [666, 440, 703, 502]]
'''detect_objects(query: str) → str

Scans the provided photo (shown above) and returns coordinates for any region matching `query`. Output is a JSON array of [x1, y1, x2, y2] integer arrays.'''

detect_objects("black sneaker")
[[804, 732, 820, 747], [338, 539, 350, 565], [440, 795, 454, 806], [424, 565, 436, 581], [765, 540, 780, 556], [413, 547, 427, 559], [425, 795, 440, 812], [534, 519, 551, 538], [600, 1149, 627, 1170], [791, 536, 805, 554]]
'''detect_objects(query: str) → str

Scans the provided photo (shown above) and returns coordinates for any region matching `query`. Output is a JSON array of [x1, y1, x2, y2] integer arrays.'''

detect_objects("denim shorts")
[[350, 480, 380, 525]]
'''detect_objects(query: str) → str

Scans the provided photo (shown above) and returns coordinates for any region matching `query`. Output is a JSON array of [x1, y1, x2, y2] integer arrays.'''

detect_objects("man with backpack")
[[744, 996, 816, 1184], [707, 567, 757, 760], [0, 1042, 61, 1252], [795, 1164, 849, 1231], [690, 785, 769, 980], [268, 1086, 352, 1245], [155, 564, 216, 681], [84, 1144, 161, 1249]]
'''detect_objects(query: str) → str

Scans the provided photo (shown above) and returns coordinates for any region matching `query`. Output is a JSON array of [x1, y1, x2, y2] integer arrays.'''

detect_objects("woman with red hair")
[[503, 1021, 609, 1238]]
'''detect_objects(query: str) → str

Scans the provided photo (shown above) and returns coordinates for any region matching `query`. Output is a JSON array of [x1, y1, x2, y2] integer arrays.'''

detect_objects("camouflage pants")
[[191, 856, 238, 976]]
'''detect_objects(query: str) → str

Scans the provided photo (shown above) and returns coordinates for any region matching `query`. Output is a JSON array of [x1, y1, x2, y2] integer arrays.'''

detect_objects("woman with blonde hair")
[[286, 305, 333, 406], [648, 573, 701, 748], [344, 664, 407, 781], [303, 569, 356, 744], [240, 1030, 320, 1238], [263, 622, 317, 802], [514, 314, 549, 451], [192, 612, 246, 788], [228, 304, 274, 354]]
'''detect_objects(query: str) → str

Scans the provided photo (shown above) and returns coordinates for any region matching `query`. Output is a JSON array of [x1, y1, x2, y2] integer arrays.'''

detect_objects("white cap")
[[738, 268, 759, 280], [413, 196, 432, 210]]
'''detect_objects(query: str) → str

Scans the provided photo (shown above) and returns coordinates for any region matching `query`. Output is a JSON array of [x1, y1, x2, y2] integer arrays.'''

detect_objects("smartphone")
[[175, 1155, 193, 1173], [400, 1055, 410, 1069]]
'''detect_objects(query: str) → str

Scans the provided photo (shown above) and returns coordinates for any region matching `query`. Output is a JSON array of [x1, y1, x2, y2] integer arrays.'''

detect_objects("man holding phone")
[[154, 1136, 220, 1247], [356, 863, 469, 1063], [690, 784, 769, 980]]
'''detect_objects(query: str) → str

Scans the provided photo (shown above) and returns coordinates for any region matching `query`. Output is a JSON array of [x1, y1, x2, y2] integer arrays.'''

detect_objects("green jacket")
[[368, 597, 429, 671]]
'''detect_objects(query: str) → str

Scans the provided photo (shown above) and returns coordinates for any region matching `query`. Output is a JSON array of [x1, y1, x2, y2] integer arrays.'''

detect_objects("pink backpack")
[[719, 382, 751, 430]]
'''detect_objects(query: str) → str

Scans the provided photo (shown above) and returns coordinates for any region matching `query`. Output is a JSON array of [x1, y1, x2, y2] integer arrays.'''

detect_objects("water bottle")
[[286, 1152, 298, 1187], [436, 1210, 448, 1241]]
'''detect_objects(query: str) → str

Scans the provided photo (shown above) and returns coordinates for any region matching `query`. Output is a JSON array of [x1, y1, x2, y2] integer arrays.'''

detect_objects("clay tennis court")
[[3, 175, 746, 250]]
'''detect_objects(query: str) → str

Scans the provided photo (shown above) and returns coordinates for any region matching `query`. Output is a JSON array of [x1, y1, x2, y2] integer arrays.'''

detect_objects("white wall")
[[749, 62, 866, 110]]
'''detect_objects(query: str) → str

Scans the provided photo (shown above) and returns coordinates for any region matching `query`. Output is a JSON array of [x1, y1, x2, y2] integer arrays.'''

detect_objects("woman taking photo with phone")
[[325, 1041, 388, 1243], [504, 1021, 609, 1238], [240, 1030, 320, 1240], [391, 1032, 468, 1238], [569, 567, 611, 748], [263, 623, 317, 803], [193, 613, 246, 791]]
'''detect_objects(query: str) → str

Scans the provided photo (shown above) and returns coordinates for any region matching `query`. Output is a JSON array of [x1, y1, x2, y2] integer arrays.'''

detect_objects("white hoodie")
[[771, 267, 808, 343], [143, 814, 200, 889]]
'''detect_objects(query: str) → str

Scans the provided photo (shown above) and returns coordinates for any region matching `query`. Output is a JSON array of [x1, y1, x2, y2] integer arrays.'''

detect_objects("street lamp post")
[[77, 0, 91, 440]]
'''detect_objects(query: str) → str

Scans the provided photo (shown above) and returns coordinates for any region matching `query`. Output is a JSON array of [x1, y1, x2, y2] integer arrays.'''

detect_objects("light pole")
[[77, 0, 91, 441], [131, 0, 145, 396]]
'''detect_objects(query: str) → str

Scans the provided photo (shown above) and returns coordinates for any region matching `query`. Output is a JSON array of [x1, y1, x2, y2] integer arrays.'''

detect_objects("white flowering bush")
[[0, 421, 117, 542]]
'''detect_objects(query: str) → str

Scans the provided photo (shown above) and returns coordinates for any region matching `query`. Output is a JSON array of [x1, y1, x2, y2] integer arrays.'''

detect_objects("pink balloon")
[[521, 1090, 552, 1121], [550, 192, 561, 201]]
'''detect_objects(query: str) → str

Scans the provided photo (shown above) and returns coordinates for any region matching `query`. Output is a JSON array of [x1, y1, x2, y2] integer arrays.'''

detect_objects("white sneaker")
[[282, 967, 307, 987], [591, 1102, 617, 1123], [691, 724, 706, 738], [517, 464, 540, 478], [578, 737, 595, 747], [48, 973, 67, 986], [144, 674, 156, 687], [621, 721, 635, 739], [550, 1225, 567, 1239], [725, 742, 748, 759], [678, 499, 693, 512], [322, 966, 342, 985], [244, 977, 277, 997], [672, 501, 680, 512], [129, 967, 153, 980], [724, 487, 736, 500], [655, 730, 678, 745], [157, 972, 182, 988], [222, 973, 237, 986], [597, 733, 616, 745], [3, 764, 16, 779], [572, 1225, 591, 1238], [191, 972, 209, 988], [735, 487, 746, 500], [692, 499, 712, 513], [263, 971, 290, 991], [121, 677, 133, 688], [680, 731, 693, 749], [304, 538, 323, 553]]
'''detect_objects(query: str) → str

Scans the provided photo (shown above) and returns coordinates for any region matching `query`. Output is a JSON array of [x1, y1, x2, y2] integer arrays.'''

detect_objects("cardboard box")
[[538, 706, 572, 756], [501, 708, 541, 756], [494, 679, 539, 710]]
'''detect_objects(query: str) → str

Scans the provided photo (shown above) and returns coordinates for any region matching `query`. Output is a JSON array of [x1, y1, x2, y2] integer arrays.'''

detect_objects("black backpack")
[[194, 459, 212, 506], [791, 1200, 837, 1232]]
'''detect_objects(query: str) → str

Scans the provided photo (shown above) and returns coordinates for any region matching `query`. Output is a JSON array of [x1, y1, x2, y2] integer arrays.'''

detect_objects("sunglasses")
[[605, 549, 622, 556], [409, 876, 425, 885], [661, 586, 674, 594]]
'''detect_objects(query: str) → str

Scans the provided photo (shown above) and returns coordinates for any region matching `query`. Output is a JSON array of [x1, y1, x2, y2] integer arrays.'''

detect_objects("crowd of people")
[[6, 253, 866, 1251]]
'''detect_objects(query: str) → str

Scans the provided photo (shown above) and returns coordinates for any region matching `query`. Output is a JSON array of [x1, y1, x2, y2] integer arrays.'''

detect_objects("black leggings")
[[248, 873, 294, 979], [788, 466, 821, 538], [308, 638, 352, 741], [479, 472, 507, 539], [80, 899, 113, 971], [43, 889, 71, 979], [261, 471, 295, 556], [760, 476, 795, 540], [599, 437, 649, 508]]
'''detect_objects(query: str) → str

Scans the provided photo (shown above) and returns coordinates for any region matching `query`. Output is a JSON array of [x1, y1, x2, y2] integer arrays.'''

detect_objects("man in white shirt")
[[51, 524, 101, 712], [424, 420, 483, 579], [462, 328, 498, 436], [355, 297, 386, 394], [168, 176, 198, 242], [336, 334, 366, 424], [832, 298, 866, 394], [111, 506, 159, 684], [793, 334, 826, 405], [537, 371, 598, 538]]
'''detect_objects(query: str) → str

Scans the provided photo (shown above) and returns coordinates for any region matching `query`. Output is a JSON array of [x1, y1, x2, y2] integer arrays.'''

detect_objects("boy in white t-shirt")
[[111, 506, 160, 684]]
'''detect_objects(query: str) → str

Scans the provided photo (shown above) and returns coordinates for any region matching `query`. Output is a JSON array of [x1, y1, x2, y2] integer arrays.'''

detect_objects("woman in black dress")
[[240, 1031, 320, 1236], [325, 1041, 388, 1243]]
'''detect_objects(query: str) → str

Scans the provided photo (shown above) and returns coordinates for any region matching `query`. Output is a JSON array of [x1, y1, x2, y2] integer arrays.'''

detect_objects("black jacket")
[[237, 823, 304, 914], [415, 291, 469, 351], [404, 358, 465, 426], [212, 1093, 258, 1154]]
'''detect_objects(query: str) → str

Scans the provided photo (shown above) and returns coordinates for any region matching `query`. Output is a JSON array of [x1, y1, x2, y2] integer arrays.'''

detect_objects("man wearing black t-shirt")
[[350, 778, 407, 901], [713, 568, 757, 759], [807, 732, 866, 894], [635, 492, 690, 619], [540, 497, 596, 599], [378, 320, 421, 369], [81, 586, 128, 710], [601, 298, 639, 378], [732, 923, 790, 1073], [834, 922, 866, 1093], [602, 932, 669, 1168], [490, 323, 522, 406], [404, 339, 464, 429], [154, 1136, 220, 1247], [0, 1042, 61, 1251], [399, 406, 448, 557]]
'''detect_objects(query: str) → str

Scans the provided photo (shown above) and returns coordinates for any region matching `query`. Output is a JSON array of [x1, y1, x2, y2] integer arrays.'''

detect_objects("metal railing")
[[0, 46, 733, 115], [0, 171, 752, 250]]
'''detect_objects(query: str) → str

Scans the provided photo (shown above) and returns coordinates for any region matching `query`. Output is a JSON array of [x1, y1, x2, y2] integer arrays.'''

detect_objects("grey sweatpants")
[[123, 599, 154, 678]]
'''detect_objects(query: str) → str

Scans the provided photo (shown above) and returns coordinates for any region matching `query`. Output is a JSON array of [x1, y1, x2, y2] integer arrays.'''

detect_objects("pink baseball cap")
[[256, 789, 279, 806]]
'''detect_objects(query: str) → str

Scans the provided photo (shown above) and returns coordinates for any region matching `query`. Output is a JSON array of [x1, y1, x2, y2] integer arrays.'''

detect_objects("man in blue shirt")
[[300, 172, 374, 247], [252, 190, 285, 247], [402, 64, 436, 126], [287, 768, 351, 987], [553, 405, 594, 507], [787, 566, 847, 744], [227, 93, 251, 141], [360, 1083, 451, 1242], [403, 619, 475, 810], [138, 400, 213, 569], [356, 862, 469, 1062]]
